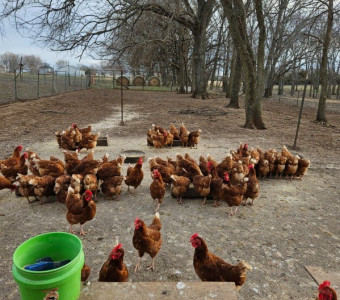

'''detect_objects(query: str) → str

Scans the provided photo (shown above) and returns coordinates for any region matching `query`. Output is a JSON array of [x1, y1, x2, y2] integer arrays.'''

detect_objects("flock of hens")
[[1, 121, 336, 299]]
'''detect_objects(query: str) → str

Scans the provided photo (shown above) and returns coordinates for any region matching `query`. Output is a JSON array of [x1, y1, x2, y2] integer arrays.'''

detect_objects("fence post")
[[293, 76, 308, 150], [37, 71, 40, 98], [120, 70, 124, 126], [74, 72, 76, 91], [64, 72, 67, 92], [14, 69, 17, 100], [81, 75, 83, 89]]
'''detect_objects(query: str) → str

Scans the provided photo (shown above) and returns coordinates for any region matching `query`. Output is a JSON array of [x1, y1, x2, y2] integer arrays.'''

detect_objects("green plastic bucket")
[[12, 232, 84, 300]]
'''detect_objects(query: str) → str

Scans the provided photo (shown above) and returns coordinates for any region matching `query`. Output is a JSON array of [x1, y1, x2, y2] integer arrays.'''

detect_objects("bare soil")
[[0, 89, 339, 300]]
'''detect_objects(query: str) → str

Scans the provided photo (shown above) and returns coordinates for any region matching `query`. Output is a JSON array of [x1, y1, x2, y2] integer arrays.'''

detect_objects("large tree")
[[221, 0, 266, 129], [0, 52, 20, 72], [316, 0, 334, 123], [0, 0, 216, 99]]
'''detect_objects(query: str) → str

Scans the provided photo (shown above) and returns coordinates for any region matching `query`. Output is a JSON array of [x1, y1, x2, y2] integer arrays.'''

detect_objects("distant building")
[[39, 64, 54, 74], [56, 65, 85, 76]]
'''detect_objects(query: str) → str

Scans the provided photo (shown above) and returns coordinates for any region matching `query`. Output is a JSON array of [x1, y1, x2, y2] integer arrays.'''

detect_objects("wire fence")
[[0, 67, 338, 105], [0, 68, 173, 104], [0, 69, 90, 104]]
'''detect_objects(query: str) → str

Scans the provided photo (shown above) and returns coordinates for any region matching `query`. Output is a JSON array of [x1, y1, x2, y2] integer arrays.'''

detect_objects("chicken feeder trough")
[[147, 139, 182, 147], [171, 183, 213, 200], [120, 150, 145, 164], [97, 136, 108, 146]]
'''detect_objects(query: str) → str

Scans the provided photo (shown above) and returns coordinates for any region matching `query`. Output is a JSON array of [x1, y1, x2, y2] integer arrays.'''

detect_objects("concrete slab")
[[305, 266, 340, 291], [80, 282, 238, 300]]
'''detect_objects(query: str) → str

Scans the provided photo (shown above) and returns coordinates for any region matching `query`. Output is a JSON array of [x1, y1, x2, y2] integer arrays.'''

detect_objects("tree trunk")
[[277, 76, 284, 95], [191, 0, 215, 99], [263, 0, 287, 99], [264, 72, 274, 98], [209, 18, 224, 90], [222, 0, 266, 129], [291, 62, 296, 96], [191, 30, 209, 98], [316, 0, 333, 123], [223, 36, 232, 95], [176, 25, 188, 94], [228, 49, 241, 108]]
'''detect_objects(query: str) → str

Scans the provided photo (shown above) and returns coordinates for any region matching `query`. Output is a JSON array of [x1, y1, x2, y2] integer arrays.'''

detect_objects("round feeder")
[[120, 150, 145, 164], [132, 75, 145, 86], [116, 76, 130, 86], [148, 76, 161, 86]]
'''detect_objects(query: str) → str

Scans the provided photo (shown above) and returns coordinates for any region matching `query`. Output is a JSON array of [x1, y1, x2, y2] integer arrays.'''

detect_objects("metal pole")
[[37, 71, 40, 98], [120, 70, 124, 126], [14, 69, 17, 100], [296, 90, 299, 106], [293, 76, 308, 150], [64, 72, 67, 92]]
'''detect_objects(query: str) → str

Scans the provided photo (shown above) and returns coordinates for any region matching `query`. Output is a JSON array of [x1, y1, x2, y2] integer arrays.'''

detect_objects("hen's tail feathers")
[[238, 261, 253, 272], [150, 211, 162, 231], [236, 261, 252, 290]]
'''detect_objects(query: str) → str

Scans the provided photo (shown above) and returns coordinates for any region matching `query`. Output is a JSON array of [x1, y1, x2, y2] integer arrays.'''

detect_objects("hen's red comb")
[[244, 143, 248, 150], [112, 243, 123, 252], [23, 152, 28, 159], [135, 217, 140, 225], [248, 164, 254, 170], [85, 190, 93, 196], [17, 145, 23, 151], [319, 281, 331, 290], [191, 233, 199, 240]]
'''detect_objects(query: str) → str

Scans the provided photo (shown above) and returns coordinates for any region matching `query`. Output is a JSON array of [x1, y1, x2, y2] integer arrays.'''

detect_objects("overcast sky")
[[0, 20, 98, 68]]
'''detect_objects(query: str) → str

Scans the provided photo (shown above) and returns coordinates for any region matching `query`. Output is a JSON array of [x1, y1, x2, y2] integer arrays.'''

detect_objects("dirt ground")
[[0, 89, 339, 300]]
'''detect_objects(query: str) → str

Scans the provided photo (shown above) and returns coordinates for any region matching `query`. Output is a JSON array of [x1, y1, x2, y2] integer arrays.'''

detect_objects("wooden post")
[[120, 70, 124, 126], [296, 90, 299, 106], [37, 71, 40, 98], [293, 76, 308, 150], [74, 72, 76, 90], [64, 72, 67, 92], [14, 69, 17, 100]]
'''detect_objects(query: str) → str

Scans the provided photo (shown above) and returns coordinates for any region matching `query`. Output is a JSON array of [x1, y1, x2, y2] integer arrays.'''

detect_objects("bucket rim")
[[13, 232, 83, 274]]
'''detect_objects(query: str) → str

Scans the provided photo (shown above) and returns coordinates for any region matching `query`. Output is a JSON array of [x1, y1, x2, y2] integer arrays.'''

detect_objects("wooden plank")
[[305, 266, 340, 290], [81, 282, 238, 300]]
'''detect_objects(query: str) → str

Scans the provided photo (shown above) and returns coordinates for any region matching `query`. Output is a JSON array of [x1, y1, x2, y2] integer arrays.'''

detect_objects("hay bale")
[[116, 76, 129, 86], [148, 76, 161, 86], [132, 75, 145, 86]]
